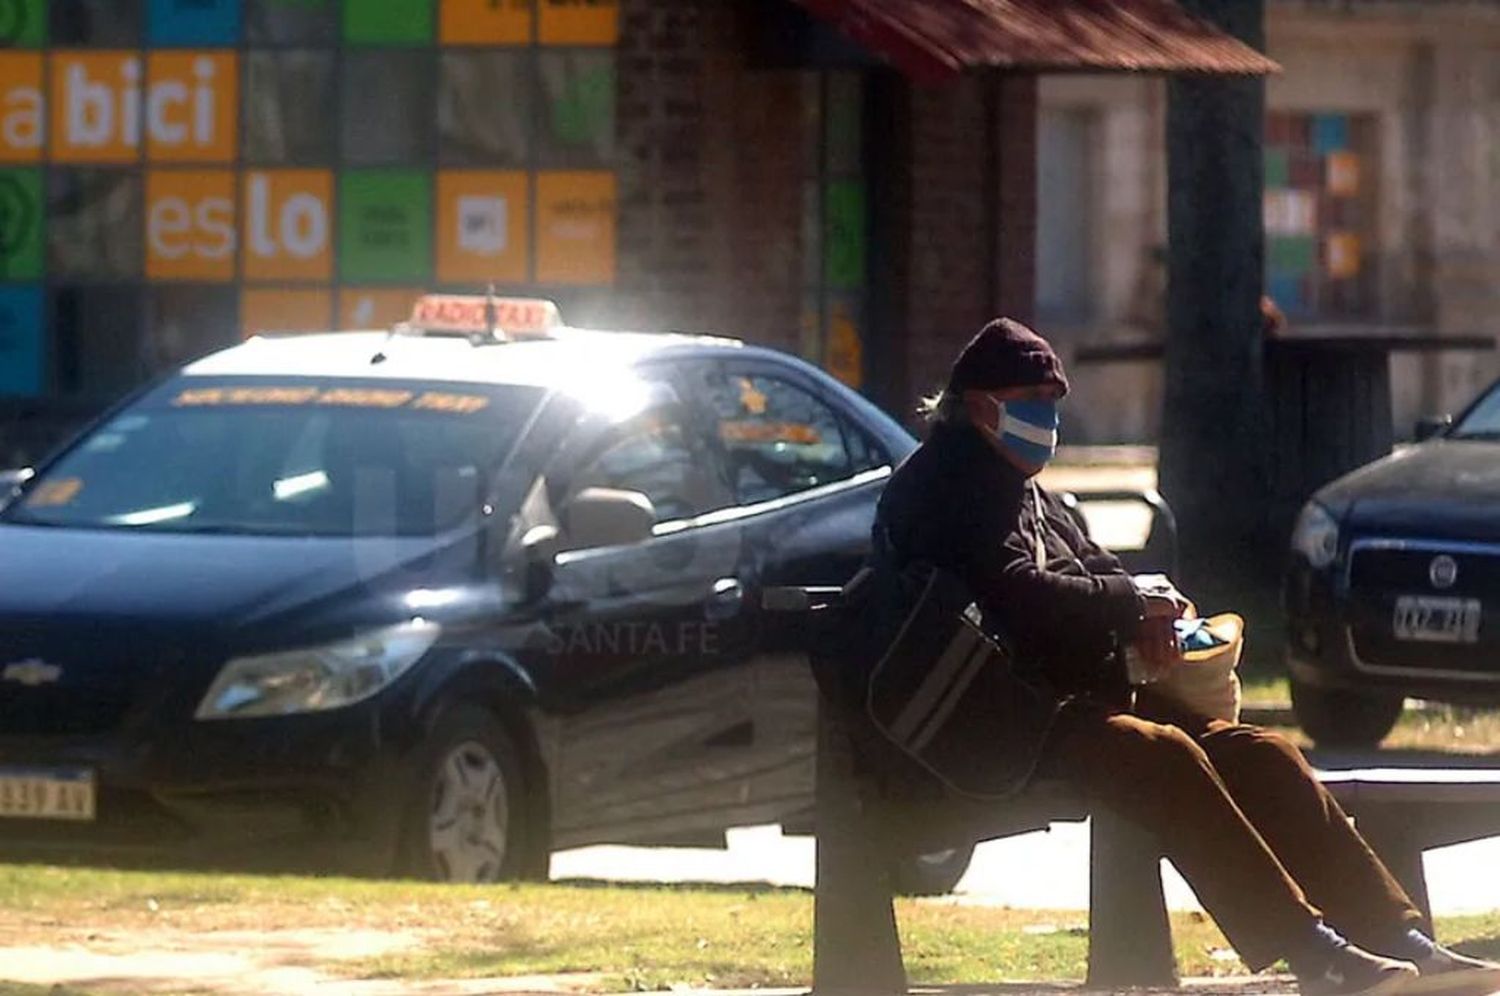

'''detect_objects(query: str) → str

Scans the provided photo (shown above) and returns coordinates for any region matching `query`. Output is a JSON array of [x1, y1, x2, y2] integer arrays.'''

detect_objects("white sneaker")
[[1384, 928, 1500, 994], [1403, 945, 1500, 995], [1297, 943, 1420, 996]]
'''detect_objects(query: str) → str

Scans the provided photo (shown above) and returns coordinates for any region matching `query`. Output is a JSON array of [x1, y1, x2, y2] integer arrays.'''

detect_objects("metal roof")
[[792, 0, 1281, 82]]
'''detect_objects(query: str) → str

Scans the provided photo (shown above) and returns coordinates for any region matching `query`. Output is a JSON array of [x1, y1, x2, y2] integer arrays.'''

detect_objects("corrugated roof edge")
[[794, 0, 1280, 83]]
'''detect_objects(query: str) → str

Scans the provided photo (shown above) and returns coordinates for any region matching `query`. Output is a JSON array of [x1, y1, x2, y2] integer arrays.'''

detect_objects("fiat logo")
[[1429, 555, 1459, 590]]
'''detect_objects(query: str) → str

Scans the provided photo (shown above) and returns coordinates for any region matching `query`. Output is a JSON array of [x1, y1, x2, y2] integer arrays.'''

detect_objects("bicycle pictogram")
[[0, 175, 37, 280]]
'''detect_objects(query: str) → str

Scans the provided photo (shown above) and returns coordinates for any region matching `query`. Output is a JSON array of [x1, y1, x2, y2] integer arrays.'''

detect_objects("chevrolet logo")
[[2, 659, 62, 687]]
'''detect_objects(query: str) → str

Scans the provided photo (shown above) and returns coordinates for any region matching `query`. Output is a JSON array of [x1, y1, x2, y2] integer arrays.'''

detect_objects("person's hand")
[[1134, 574, 1193, 617], [1142, 592, 1189, 619], [1132, 615, 1182, 679]]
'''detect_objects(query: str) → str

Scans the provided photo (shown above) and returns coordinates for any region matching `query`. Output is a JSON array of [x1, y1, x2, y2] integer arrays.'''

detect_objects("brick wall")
[[995, 76, 1039, 329], [611, 0, 804, 352], [899, 76, 1037, 428], [901, 78, 992, 420]]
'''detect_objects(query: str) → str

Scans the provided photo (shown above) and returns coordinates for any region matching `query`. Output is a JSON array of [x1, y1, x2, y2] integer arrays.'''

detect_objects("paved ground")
[[6, 827, 1497, 995], [1037, 453, 1159, 551], [551, 821, 1500, 917], [0, 960, 1305, 996]]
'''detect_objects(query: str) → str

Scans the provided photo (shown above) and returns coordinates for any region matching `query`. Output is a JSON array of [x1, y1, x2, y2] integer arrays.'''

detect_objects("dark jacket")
[[874, 420, 1144, 701]]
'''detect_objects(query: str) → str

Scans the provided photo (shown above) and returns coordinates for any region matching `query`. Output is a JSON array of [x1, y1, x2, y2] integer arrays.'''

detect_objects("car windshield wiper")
[[135, 521, 325, 537], [1447, 429, 1500, 441], [0, 513, 323, 536]]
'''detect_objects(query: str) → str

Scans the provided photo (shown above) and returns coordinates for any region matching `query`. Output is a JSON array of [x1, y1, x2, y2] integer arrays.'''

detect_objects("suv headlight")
[[195, 620, 440, 720], [1290, 501, 1340, 570]]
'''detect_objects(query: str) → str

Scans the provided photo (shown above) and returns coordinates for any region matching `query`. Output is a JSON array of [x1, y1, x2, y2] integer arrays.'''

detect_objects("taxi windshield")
[[1451, 386, 1500, 440], [4, 378, 543, 537]]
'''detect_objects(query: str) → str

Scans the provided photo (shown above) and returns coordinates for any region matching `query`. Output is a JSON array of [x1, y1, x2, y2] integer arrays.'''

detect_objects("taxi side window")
[[702, 370, 858, 503], [560, 404, 728, 523], [844, 419, 886, 474]]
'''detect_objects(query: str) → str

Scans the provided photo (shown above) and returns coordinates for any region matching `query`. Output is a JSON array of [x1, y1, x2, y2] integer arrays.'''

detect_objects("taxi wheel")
[[398, 703, 531, 883], [1290, 679, 1403, 749]]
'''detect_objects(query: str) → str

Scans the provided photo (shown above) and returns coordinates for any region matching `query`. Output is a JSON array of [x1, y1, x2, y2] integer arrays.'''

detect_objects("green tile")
[[343, 0, 432, 45], [339, 170, 432, 282], [1269, 236, 1316, 275], [824, 180, 865, 290], [0, 169, 43, 281], [0, 0, 47, 47], [1264, 149, 1289, 189]]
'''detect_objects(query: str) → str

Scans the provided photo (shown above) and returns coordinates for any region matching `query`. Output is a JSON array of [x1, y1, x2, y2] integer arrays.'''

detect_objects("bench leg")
[[813, 704, 907, 995], [1087, 806, 1179, 988]]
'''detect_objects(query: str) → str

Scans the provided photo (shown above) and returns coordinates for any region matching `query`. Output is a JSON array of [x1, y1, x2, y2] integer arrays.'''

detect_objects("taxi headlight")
[[1290, 501, 1340, 570], [195, 620, 440, 720]]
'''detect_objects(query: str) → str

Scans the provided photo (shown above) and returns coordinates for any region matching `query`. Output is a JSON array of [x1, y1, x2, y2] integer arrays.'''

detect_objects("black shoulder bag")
[[825, 526, 1063, 801]]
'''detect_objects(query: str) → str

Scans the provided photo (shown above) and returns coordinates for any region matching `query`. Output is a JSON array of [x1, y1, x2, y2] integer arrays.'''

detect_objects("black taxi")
[[0, 294, 915, 881]]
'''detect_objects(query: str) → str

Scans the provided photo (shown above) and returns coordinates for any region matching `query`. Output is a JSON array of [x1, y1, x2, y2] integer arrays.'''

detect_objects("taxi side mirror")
[[560, 487, 657, 551], [1414, 415, 1452, 442], [0, 468, 33, 491], [0, 468, 33, 510]]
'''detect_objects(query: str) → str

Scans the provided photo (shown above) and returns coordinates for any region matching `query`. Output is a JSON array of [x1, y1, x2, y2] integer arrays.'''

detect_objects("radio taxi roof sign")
[[408, 294, 561, 339]]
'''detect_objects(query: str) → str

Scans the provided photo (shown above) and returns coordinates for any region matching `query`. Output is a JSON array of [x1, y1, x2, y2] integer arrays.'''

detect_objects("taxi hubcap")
[[427, 740, 509, 882]]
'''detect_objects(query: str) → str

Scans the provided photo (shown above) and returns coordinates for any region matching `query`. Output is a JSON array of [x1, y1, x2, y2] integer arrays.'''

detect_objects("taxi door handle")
[[705, 577, 744, 620]]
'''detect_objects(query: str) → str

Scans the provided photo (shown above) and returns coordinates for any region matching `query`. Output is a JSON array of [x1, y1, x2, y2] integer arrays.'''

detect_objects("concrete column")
[[1428, 41, 1500, 414]]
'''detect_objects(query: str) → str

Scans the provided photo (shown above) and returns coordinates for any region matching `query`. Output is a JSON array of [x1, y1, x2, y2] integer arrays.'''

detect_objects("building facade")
[[0, 0, 623, 460], [1038, 0, 1500, 443], [0, 0, 1038, 461], [0, 0, 1278, 462]]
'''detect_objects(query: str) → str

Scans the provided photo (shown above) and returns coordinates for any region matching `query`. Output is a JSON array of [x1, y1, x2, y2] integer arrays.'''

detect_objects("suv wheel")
[[399, 703, 532, 882], [889, 843, 976, 896], [1290, 679, 1403, 749]]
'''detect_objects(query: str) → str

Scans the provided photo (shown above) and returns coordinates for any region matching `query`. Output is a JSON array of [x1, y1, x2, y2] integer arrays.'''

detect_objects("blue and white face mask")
[[986, 398, 1059, 473]]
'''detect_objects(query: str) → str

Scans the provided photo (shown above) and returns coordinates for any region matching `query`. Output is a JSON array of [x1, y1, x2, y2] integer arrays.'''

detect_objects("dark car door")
[[683, 357, 899, 824], [502, 368, 767, 849]]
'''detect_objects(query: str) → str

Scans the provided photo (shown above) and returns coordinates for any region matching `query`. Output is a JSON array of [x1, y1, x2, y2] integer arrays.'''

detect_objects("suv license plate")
[[0, 768, 96, 821], [1392, 595, 1481, 644]]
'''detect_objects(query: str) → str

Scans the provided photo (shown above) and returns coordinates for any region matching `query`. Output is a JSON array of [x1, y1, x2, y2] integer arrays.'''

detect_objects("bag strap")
[[1029, 483, 1047, 570]]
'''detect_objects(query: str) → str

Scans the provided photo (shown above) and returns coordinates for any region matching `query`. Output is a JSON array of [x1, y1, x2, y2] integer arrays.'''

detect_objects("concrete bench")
[[765, 584, 1177, 992], [1314, 766, 1500, 937], [765, 585, 1500, 995], [809, 698, 1172, 994]]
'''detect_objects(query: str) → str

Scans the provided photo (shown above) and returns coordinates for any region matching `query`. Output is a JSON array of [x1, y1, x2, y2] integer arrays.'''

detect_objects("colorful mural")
[[1264, 111, 1374, 320], [0, 0, 619, 397]]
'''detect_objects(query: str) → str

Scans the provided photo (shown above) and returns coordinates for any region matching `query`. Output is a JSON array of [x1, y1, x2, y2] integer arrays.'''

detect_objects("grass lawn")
[[1, 864, 1498, 993], [1239, 671, 1500, 754]]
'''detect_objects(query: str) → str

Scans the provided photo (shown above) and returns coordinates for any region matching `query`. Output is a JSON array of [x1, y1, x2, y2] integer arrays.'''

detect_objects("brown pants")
[[1039, 694, 1422, 971]]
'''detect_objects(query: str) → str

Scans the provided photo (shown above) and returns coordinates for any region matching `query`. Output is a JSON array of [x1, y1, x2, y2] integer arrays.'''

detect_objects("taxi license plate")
[[0, 768, 96, 821], [1392, 595, 1481, 644]]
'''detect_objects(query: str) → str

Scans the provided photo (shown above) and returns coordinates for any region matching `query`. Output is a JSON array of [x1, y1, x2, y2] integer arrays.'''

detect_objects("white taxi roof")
[[182, 325, 742, 389]]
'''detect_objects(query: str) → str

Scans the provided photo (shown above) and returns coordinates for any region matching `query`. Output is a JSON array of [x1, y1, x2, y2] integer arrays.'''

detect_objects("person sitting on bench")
[[875, 317, 1499, 996]]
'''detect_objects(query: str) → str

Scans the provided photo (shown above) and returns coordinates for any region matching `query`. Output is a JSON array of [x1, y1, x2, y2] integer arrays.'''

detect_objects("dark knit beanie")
[[947, 317, 1069, 396]]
